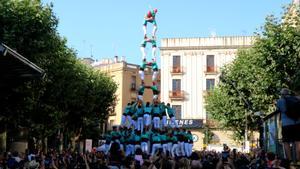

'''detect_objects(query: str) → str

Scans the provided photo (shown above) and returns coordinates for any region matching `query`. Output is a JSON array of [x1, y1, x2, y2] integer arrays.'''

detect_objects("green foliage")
[[206, 5, 300, 140], [203, 125, 214, 145], [0, 0, 117, 147]]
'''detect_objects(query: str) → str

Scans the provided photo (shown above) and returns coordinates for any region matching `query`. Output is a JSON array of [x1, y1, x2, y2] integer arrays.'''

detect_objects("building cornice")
[[160, 45, 253, 51]]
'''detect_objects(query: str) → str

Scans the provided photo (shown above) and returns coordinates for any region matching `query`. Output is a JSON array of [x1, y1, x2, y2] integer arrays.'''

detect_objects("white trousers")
[[171, 144, 179, 157], [151, 143, 161, 156], [143, 114, 151, 127], [126, 144, 134, 156], [141, 142, 149, 154], [162, 143, 169, 154], [170, 116, 178, 128], [153, 117, 160, 129], [137, 117, 144, 133], [162, 116, 167, 128]]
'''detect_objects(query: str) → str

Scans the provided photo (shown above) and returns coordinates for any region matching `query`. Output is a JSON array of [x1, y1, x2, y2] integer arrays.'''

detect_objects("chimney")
[[114, 55, 118, 63]]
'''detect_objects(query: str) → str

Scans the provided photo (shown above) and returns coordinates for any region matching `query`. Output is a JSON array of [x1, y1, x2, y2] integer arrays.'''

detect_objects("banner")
[[167, 119, 203, 128]]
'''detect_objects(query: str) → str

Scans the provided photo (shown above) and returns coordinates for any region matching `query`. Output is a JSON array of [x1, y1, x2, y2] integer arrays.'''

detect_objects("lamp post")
[[220, 75, 251, 151], [229, 82, 251, 151]]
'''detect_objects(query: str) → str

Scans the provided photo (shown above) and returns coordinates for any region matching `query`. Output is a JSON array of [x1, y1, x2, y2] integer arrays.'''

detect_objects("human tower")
[[103, 8, 194, 158]]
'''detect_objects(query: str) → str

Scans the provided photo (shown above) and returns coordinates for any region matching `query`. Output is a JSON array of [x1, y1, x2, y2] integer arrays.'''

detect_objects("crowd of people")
[[0, 147, 295, 169]]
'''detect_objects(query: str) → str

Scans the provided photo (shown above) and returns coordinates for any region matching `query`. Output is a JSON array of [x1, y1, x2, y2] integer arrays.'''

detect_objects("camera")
[[222, 151, 229, 162]]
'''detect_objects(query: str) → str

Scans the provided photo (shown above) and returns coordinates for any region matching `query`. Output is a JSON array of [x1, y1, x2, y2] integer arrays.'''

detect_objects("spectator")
[[276, 88, 300, 162]]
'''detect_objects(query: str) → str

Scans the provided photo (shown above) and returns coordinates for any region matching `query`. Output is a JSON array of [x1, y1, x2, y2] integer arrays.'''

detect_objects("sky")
[[42, 0, 291, 65]]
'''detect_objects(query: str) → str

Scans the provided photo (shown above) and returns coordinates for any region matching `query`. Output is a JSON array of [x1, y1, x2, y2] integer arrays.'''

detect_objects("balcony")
[[169, 90, 185, 100], [130, 83, 136, 91], [204, 66, 218, 75], [203, 90, 212, 97], [206, 119, 220, 128], [170, 66, 184, 75]]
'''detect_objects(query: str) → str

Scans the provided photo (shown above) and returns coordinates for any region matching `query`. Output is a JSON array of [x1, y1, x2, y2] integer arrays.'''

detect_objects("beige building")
[[160, 36, 256, 150], [82, 57, 160, 130]]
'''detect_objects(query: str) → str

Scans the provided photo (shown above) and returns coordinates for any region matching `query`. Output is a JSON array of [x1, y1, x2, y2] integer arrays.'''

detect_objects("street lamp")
[[219, 74, 252, 152]]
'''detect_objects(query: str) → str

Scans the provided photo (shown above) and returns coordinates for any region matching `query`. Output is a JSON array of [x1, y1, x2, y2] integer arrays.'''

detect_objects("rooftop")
[[160, 36, 256, 50]]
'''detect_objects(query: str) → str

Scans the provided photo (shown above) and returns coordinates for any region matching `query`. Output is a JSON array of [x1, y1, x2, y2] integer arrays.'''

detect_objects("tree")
[[206, 4, 300, 140], [0, 0, 117, 152]]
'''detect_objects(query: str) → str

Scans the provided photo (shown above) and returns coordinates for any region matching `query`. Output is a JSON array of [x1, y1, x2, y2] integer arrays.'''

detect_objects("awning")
[[0, 43, 45, 89]]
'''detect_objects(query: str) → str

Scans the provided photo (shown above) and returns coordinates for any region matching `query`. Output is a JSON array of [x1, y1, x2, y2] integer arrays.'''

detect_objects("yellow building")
[[82, 57, 160, 130]]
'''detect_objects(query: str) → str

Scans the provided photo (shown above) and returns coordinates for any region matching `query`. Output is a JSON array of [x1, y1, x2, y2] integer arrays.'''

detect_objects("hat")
[[280, 88, 290, 95]]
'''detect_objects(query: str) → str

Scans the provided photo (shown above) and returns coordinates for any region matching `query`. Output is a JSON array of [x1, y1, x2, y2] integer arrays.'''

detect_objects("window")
[[172, 79, 181, 91], [131, 76, 136, 90], [206, 55, 215, 72], [172, 105, 182, 119], [173, 55, 181, 67], [206, 79, 215, 90], [109, 120, 115, 130]]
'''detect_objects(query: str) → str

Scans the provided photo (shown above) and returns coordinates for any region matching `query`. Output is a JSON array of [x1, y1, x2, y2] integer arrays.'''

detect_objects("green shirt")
[[151, 39, 157, 47], [111, 131, 121, 140], [144, 106, 152, 113], [134, 135, 141, 143], [160, 134, 167, 143], [171, 135, 178, 143], [151, 61, 158, 70], [166, 106, 175, 116], [123, 105, 131, 115], [138, 86, 145, 95], [152, 133, 161, 143], [136, 106, 144, 117], [187, 133, 193, 142], [130, 102, 137, 114], [152, 105, 161, 116], [141, 132, 150, 141]]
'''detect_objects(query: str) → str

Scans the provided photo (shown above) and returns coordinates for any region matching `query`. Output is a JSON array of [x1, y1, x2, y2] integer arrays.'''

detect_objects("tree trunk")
[[0, 130, 7, 153], [42, 137, 47, 153], [70, 128, 81, 152], [57, 129, 63, 153]]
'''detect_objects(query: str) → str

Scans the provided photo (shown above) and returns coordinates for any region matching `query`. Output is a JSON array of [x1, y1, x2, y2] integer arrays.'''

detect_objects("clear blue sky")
[[42, 0, 291, 65]]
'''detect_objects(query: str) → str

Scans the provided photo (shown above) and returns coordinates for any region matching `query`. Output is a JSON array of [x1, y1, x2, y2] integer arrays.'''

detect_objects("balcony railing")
[[169, 90, 184, 100], [170, 66, 184, 74], [204, 66, 218, 74], [203, 90, 212, 97]]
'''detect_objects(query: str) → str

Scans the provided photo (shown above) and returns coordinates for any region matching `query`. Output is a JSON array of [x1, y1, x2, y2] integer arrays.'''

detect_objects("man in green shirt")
[[166, 103, 179, 128], [136, 102, 144, 133], [160, 130, 168, 154], [151, 130, 161, 156], [152, 102, 161, 129], [134, 130, 142, 151], [148, 85, 159, 102], [121, 103, 131, 127], [138, 59, 147, 84], [143, 8, 158, 39], [187, 130, 194, 157], [140, 38, 157, 64], [143, 102, 152, 131], [141, 130, 151, 155], [171, 132, 179, 157], [160, 102, 167, 129], [125, 130, 135, 156], [137, 84, 145, 102]]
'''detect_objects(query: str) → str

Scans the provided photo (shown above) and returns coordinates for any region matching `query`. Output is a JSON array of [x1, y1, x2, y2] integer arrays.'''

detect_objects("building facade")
[[85, 57, 160, 130], [160, 36, 255, 149]]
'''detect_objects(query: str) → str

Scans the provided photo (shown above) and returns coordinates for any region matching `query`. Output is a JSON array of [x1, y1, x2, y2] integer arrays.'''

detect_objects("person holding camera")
[[216, 144, 236, 169]]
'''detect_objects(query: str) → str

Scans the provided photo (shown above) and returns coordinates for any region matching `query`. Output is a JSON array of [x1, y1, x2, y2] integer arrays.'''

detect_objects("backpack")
[[284, 96, 300, 119]]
